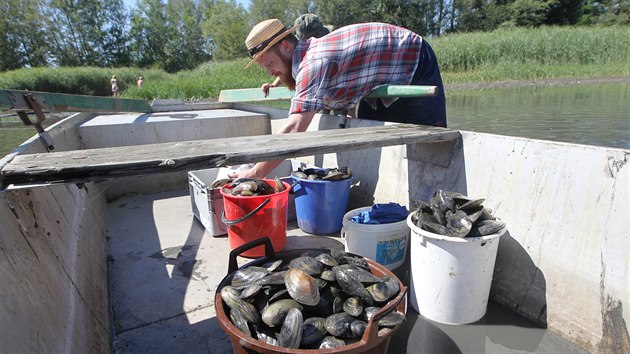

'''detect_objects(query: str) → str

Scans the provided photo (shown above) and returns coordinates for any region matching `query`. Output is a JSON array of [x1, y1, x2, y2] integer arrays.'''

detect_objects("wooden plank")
[[1, 124, 460, 185], [0, 90, 152, 113], [218, 85, 438, 102]]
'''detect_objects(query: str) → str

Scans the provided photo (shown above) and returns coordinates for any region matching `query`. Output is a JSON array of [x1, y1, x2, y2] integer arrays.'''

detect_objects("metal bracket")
[[16, 93, 54, 151]]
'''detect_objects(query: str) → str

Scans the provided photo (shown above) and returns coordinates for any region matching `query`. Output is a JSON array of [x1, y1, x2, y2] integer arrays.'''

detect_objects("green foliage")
[[201, 0, 250, 61], [0, 67, 165, 96], [433, 25, 630, 73], [1, 27, 628, 99]]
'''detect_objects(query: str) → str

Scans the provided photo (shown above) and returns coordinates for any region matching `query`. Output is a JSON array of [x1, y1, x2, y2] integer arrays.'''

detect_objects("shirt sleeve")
[[289, 58, 337, 114]]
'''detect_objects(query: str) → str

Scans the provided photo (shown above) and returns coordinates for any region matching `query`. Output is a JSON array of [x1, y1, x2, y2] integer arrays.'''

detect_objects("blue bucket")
[[291, 175, 352, 235]]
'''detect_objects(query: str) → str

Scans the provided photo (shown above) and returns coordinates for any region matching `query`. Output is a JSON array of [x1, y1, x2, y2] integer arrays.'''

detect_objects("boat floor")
[[107, 189, 588, 354]]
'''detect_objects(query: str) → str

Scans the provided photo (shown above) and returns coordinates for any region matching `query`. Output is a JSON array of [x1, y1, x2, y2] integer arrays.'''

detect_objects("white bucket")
[[407, 212, 505, 325], [341, 207, 410, 270]]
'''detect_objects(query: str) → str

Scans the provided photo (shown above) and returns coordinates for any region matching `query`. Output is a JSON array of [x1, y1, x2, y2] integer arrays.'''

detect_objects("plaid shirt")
[[290, 23, 423, 115]]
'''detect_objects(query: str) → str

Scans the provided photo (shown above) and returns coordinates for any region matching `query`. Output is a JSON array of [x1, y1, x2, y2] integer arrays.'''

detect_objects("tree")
[[45, 0, 131, 67], [129, 0, 173, 69], [201, 0, 249, 61], [0, 0, 50, 70], [163, 0, 212, 71]]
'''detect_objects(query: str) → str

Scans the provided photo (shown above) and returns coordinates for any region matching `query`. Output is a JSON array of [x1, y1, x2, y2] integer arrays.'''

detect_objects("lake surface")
[[446, 81, 629, 149], [1, 81, 628, 157]]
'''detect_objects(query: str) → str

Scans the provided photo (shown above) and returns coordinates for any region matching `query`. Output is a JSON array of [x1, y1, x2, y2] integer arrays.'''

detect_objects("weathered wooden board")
[[1, 124, 460, 185], [0, 89, 152, 113], [218, 85, 438, 102]]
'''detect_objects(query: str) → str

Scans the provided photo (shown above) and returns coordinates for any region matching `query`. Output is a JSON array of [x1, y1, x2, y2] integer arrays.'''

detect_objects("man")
[[233, 19, 446, 179]]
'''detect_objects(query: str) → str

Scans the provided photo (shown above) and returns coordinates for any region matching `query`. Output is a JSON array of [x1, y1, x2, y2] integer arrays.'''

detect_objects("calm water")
[[1, 82, 628, 157], [446, 81, 630, 149]]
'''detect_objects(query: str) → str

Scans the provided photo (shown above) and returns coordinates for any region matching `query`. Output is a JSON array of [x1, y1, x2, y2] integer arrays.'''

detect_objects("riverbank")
[[446, 76, 630, 90]]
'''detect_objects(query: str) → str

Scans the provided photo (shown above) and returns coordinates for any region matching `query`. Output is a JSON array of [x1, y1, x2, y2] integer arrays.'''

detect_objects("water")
[[1, 82, 628, 157], [446, 81, 630, 149]]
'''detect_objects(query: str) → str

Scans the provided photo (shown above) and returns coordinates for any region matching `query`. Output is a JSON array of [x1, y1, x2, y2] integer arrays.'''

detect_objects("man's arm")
[[229, 111, 317, 179]]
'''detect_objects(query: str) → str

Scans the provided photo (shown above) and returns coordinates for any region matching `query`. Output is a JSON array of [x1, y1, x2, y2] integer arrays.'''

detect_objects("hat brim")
[[245, 25, 298, 69]]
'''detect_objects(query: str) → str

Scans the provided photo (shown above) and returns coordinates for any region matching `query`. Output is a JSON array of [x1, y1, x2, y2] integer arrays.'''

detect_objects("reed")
[[433, 26, 630, 80], [0, 26, 628, 99]]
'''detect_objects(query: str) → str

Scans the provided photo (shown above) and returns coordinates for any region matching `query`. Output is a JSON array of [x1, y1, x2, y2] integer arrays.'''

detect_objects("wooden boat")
[[0, 89, 627, 353]]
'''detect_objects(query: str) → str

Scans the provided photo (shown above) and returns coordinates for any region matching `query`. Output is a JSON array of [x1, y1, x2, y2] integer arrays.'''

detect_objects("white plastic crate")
[[188, 159, 306, 237]]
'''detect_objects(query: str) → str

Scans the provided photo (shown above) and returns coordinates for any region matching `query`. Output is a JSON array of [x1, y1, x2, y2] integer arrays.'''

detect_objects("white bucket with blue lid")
[[341, 206, 410, 270]]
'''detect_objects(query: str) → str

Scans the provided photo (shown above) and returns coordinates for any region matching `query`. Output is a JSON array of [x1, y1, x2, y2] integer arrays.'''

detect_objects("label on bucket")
[[375, 234, 407, 265]]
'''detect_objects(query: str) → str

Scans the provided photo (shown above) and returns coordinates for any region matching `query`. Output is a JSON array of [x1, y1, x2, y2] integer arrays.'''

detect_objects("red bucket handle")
[[220, 197, 270, 226]]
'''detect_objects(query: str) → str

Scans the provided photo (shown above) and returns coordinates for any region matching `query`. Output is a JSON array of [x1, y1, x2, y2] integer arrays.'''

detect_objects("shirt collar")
[[292, 39, 311, 78]]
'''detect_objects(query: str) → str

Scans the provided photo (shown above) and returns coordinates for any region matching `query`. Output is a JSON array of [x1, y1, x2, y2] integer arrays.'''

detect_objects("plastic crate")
[[188, 160, 306, 237]]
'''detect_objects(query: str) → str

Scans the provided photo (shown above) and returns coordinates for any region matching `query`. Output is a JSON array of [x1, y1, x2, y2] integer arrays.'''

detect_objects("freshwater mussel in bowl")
[[219, 249, 405, 350], [411, 189, 506, 238], [212, 177, 285, 196], [291, 167, 352, 181]]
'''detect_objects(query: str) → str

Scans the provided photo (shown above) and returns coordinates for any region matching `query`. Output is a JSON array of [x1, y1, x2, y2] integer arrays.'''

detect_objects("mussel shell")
[[229, 307, 252, 337], [315, 253, 339, 267], [254, 325, 279, 346], [332, 295, 345, 313], [262, 259, 283, 272], [330, 248, 348, 263], [221, 286, 260, 324], [378, 311, 406, 327], [231, 266, 269, 289], [320, 270, 336, 282], [350, 320, 368, 337], [261, 298, 302, 327], [255, 270, 287, 286], [366, 276, 400, 303], [254, 179, 277, 195], [333, 266, 374, 306], [239, 283, 262, 300], [267, 288, 291, 303], [457, 198, 486, 212], [342, 256, 371, 271], [277, 307, 303, 349], [211, 178, 232, 188], [301, 317, 327, 346], [343, 297, 363, 317], [284, 268, 320, 306], [324, 312, 355, 337], [289, 256, 323, 275], [231, 181, 258, 195], [445, 210, 473, 238], [421, 220, 449, 235], [319, 336, 345, 349], [474, 219, 506, 236], [333, 264, 381, 284], [431, 189, 456, 213], [291, 171, 309, 179], [322, 171, 348, 181]]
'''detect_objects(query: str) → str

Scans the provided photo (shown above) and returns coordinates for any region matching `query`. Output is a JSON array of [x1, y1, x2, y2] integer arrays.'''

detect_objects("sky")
[[122, 0, 251, 11]]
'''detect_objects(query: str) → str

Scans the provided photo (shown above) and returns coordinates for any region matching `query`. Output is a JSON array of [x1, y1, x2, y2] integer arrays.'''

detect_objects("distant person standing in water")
[[137, 76, 144, 88], [111, 75, 120, 96], [261, 14, 330, 97]]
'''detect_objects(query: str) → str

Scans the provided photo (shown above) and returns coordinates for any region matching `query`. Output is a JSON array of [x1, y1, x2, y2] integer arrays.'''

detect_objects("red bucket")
[[220, 179, 290, 258]]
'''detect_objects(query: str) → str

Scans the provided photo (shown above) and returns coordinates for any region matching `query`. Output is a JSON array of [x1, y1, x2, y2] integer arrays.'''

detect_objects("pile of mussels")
[[291, 167, 352, 181], [212, 177, 285, 196], [220, 249, 405, 350], [410, 189, 506, 238]]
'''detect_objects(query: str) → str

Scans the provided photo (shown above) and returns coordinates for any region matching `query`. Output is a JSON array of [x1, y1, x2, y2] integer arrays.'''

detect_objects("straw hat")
[[245, 19, 297, 69]]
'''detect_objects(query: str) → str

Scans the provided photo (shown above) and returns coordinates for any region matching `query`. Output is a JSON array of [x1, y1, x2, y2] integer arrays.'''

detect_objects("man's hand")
[[228, 167, 259, 179], [262, 77, 282, 97]]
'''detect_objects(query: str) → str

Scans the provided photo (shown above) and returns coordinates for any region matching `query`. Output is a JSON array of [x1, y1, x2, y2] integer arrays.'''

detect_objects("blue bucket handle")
[[221, 197, 270, 226]]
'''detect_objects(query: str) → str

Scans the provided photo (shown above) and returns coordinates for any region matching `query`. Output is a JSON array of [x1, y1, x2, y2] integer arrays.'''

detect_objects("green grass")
[[1, 26, 629, 100]]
